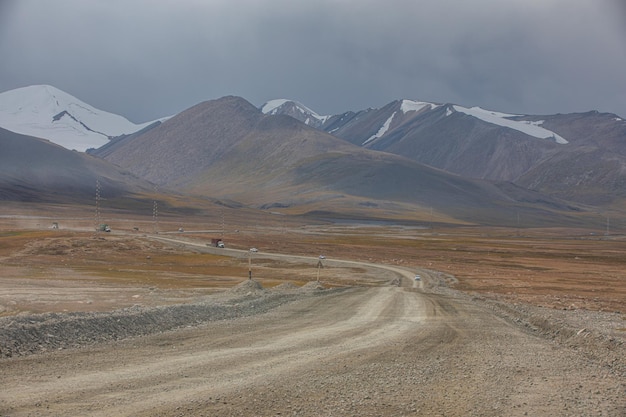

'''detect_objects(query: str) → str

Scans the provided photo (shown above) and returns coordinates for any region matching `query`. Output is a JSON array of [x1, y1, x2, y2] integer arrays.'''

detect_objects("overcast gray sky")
[[1, 0, 625, 123]]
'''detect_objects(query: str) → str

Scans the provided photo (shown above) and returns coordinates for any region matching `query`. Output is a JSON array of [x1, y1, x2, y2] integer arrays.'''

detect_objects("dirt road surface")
[[0, 237, 624, 416], [1, 291, 624, 416]]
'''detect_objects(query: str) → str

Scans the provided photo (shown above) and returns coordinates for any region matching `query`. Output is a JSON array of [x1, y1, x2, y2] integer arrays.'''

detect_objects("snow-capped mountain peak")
[[0, 85, 164, 151], [261, 99, 292, 115], [399, 99, 440, 114], [260, 99, 330, 128]]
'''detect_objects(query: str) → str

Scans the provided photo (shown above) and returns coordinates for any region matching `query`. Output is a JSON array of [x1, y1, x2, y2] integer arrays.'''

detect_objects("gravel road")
[[0, 240, 624, 416]]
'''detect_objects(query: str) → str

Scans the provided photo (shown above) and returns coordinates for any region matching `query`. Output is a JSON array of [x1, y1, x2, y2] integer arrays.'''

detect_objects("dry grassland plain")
[[0, 203, 624, 315]]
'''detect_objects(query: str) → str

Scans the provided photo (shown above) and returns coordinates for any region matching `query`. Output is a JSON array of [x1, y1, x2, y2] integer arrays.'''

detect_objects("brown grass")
[[0, 203, 624, 315], [224, 226, 626, 312]]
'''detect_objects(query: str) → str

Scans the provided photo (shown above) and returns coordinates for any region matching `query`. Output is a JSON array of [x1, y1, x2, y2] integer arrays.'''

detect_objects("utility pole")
[[316, 259, 324, 282], [95, 179, 101, 234], [152, 186, 159, 234], [152, 199, 158, 234], [221, 207, 225, 238], [248, 250, 252, 280]]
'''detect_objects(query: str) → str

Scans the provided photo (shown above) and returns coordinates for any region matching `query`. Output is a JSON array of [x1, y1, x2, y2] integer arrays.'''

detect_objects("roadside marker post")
[[316, 259, 323, 282]]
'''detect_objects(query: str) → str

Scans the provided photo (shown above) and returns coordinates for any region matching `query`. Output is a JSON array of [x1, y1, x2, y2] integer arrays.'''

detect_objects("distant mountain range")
[[1, 85, 624, 227], [262, 99, 626, 206], [88, 95, 582, 226]]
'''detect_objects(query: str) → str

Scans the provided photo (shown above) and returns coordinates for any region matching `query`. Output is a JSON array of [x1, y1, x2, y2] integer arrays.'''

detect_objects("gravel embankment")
[[0, 280, 333, 358]]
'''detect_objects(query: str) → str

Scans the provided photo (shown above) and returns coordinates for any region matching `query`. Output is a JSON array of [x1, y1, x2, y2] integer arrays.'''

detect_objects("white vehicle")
[[250, 248, 258, 252], [319, 255, 326, 259], [414, 275, 421, 281]]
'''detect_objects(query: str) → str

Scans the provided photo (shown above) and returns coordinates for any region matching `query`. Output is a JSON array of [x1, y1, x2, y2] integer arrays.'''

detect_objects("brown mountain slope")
[[517, 146, 626, 206], [92, 96, 263, 186], [515, 112, 626, 206]]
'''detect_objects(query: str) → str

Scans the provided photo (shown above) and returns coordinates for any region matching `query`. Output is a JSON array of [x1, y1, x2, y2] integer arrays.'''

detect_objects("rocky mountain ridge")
[[263, 99, 626, 205]]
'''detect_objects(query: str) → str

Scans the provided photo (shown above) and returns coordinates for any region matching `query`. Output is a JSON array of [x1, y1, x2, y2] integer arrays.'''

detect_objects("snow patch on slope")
[[0, 85, 166, 151], [453, 105, 568, 144], [362, 100, 440, 145], [363, 112, 396, 145]]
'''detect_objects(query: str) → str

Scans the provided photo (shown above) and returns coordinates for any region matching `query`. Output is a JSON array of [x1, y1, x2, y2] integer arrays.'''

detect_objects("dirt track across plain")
[[0, 235, 624, 416]]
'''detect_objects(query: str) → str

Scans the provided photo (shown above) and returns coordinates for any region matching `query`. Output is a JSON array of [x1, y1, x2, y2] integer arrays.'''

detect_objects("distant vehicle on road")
[[210, 238, 225, 248], [414, 275, 421, 281], [319, 255, 326, 259], [249, 248, 258, 252]]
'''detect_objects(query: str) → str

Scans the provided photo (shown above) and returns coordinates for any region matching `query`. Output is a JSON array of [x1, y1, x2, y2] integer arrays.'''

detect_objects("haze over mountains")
[[1, 85, 625, 227], [0, 126, 155, 203]]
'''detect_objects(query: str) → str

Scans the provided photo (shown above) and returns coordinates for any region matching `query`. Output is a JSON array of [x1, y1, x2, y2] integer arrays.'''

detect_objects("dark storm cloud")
[[0, 0, 624, 122]]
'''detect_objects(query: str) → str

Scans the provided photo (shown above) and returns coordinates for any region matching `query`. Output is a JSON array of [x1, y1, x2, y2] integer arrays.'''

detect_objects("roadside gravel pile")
[[0, 280, 333, 358], [300, 280, 326, 291], [227, 278, 266, 294]]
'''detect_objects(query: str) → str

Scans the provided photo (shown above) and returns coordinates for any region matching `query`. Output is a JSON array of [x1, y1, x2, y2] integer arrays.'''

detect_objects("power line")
[[152, 199, 158, 234], [95, 179, 101, 233]]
